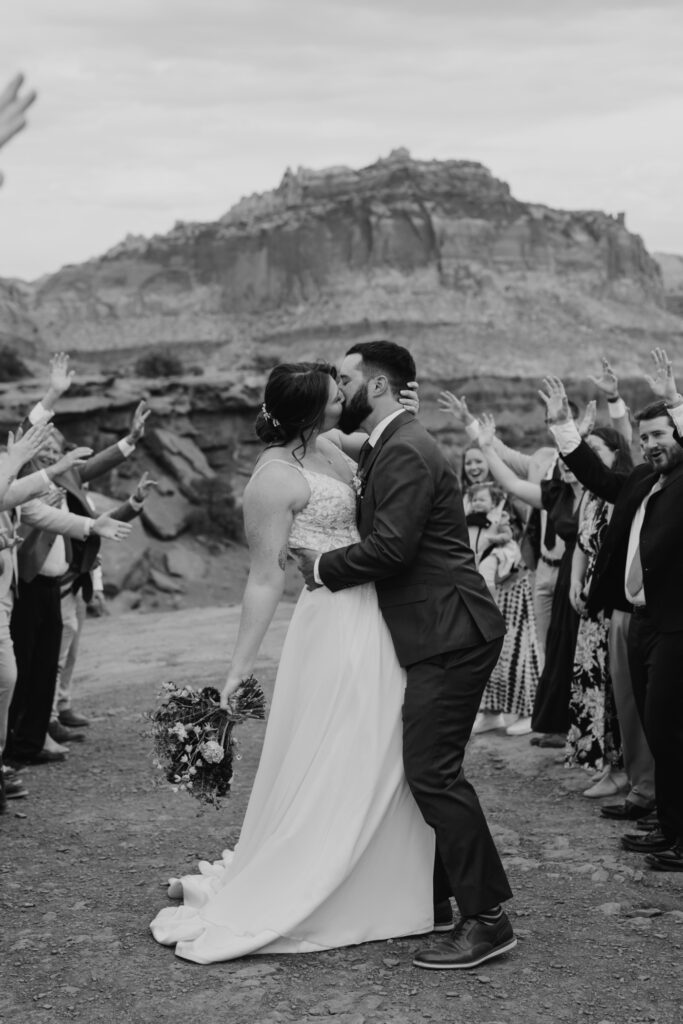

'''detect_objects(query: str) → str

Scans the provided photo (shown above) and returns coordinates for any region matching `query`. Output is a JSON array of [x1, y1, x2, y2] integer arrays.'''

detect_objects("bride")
[[150, 362, 435, 963]]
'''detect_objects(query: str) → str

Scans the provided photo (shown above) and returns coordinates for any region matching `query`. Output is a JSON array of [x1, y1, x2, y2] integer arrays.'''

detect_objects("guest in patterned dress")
[[566, 427, 634, 795]]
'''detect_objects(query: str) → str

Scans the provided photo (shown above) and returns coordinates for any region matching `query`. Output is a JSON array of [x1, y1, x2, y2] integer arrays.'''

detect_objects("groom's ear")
[[371, 374, 390, 398]]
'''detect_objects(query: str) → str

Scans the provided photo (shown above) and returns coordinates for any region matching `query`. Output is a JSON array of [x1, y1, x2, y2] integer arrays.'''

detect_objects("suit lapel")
[[361, 411, 413, 486]]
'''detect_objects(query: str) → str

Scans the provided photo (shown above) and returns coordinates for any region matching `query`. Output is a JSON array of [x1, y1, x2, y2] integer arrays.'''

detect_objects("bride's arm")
[[220, 466, 308, 704]]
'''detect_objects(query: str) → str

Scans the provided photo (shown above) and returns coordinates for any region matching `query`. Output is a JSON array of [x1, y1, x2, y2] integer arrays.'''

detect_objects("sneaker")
[[472, 712, 506, 735], [506, 716, 532, 736], [413, 913, 517, 970]]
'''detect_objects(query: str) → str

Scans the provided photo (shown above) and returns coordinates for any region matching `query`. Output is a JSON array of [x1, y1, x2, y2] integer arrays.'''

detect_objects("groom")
[[297, 340, 515, 969]]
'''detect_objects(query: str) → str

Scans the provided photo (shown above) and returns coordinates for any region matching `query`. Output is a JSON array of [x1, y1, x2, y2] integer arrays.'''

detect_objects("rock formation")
[[2, 150, 682, 377]]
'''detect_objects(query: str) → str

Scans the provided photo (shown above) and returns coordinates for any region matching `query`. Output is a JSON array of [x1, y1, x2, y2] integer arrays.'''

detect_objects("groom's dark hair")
[[346, 341, 416, 397]]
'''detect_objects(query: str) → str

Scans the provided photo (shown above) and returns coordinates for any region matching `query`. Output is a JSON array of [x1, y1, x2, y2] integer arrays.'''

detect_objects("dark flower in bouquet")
[[149, 676, 267, 807]]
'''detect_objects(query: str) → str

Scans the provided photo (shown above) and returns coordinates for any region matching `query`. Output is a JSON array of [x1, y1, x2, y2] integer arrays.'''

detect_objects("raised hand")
[[437, 391, 475, 426], [51, 446, 94, 475], [92, 514, 133, 541], [644, 348, 680, 405], [6, 415, 55, 468], [577, 399, 597, 438], [49, 352, 75, 396], [127, 400, 151, 444], [0, 73, 37, 186], [588, 357, 619, 400], [399, 380, 420, 416], [478, 412, 497, 447], [538, 376, 571, 424], [132, 471, 158, 503]]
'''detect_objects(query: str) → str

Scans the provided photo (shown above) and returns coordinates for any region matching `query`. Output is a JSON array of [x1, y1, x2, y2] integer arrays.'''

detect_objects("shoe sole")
[[413, 936, 518, 970]]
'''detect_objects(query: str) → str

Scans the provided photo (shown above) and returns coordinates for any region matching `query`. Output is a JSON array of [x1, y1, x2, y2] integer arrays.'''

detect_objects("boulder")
[[149, 567, 185, 593], [145, 427, 216, 499], [99, 516, 150, 594], [164, 545, 206, 581], [141, 483, 194, 540]]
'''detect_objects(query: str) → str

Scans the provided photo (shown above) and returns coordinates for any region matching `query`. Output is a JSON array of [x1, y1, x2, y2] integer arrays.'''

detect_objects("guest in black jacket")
[[540, 350, 683, 873]]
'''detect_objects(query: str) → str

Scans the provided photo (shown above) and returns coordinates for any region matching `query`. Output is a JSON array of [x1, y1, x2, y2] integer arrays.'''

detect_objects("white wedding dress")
[[150, 460, 434, 963]]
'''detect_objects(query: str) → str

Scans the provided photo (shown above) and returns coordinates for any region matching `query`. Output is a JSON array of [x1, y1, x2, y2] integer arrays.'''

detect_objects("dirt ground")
[[1, 603, 681, 1024]]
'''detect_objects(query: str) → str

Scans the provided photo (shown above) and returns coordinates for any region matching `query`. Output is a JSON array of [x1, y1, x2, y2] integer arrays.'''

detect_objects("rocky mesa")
[[2, 148, 682, 378]]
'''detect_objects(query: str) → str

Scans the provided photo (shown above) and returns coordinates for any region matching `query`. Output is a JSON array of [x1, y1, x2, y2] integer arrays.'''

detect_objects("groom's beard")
[[339, 383, 372, 434]]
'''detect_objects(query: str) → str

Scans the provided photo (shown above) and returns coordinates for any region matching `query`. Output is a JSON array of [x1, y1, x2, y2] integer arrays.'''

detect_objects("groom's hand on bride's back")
[[290, 547, 322, 590]]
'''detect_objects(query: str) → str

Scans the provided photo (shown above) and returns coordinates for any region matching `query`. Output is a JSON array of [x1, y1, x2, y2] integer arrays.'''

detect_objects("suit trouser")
[[532, 560, 558, 665], [402, 636, 512, 918], [7, 576, 63, 761], [608, 611, 655, 808], [627, 616, 683, 840], [52, 590, 87, 718], [0, 590, 17, 758]]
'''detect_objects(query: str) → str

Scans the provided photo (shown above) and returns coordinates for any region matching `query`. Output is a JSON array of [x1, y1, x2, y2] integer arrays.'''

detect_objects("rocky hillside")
[[655, 252, 683, 318], [2, 149, 683, 378]]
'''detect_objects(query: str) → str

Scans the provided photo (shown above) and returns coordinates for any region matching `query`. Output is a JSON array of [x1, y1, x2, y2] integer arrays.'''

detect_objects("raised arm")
[[540, 375, 627, 504], [477, 416, 544, 510], [0, 73, 36, 187], [588, 357, 633, 444], [220, 463, 309, 704]]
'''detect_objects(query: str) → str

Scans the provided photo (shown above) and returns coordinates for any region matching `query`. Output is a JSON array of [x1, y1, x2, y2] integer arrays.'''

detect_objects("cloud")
[[1, 0, 682, 278]]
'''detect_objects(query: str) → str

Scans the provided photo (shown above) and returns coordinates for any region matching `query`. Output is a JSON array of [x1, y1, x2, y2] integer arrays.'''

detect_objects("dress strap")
[[250, 459, 305, 482]]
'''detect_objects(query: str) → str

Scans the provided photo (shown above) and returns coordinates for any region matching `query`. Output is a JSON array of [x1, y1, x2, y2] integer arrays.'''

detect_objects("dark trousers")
[[627, 616, 683, 840], [402, 636, 512, 918], [7, 576, 63, 761]]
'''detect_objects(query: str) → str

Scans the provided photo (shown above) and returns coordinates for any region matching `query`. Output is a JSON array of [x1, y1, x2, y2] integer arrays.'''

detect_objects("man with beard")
[[296, 341, 516, 970], [540, 349, 683, 872]]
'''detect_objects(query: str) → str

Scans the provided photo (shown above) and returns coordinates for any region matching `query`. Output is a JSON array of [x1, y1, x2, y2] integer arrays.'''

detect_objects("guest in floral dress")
[[566, 428, 634, 795]]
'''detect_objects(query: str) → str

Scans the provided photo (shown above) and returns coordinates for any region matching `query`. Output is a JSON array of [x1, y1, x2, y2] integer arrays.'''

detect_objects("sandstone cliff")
[[3, 149, 682, 377]]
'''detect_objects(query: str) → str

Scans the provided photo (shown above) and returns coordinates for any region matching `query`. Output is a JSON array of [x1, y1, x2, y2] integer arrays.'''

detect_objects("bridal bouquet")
[[149, 677, 267, 807]]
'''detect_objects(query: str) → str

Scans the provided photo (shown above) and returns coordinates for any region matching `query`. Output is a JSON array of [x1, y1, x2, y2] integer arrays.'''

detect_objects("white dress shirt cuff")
[[669, 402, 683, 434], [607, 398, 627, 419], [118, 438, 135, 457], [313, 555, 323, 586], [549, 420, 582, 456], [465, 420, 481, 441], [28, 401, 49, 425]]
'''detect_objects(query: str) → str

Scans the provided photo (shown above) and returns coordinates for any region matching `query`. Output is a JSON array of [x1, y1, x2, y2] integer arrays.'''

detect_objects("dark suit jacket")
[[18, 443, 134, 594], [318, 412, 505, 666], [562, 439, 683, 632]]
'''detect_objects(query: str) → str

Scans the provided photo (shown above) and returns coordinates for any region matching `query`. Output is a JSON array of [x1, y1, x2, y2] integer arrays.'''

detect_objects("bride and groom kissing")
[[151, 340, 516, 971]]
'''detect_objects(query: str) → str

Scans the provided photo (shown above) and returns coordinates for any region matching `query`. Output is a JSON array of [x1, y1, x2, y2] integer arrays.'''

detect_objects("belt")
[[540, 554, 562, 568], [33, 574, 64, 588]]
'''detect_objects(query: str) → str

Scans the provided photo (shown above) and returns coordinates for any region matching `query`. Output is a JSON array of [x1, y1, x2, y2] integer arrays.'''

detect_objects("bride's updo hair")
[[255, 361, 337, 457]]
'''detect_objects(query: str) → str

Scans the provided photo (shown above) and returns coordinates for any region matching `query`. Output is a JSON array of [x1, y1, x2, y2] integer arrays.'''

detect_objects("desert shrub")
[[0, 346, 29, 381], [134, 349, 184, 378]]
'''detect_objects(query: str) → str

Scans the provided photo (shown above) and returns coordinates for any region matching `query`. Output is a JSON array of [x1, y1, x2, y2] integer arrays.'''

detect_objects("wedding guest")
[[542, 352, 683, 871], [477, 414, 582, 749], [566, 427, 633, 797], [48, 472, 156, 742], [466, 482, 540, 735]]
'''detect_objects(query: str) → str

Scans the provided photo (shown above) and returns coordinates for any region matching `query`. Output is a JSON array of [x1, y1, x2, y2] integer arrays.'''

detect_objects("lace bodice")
[[289, 468, 360, 552]]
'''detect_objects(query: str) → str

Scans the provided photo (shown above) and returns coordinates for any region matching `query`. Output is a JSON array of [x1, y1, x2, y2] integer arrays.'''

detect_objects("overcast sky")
[[1, 0, 682, 280]]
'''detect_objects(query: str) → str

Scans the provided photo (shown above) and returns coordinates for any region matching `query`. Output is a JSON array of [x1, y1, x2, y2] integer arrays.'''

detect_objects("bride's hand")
[[220, 674, 242, 708], [399, 380, 419, 416]]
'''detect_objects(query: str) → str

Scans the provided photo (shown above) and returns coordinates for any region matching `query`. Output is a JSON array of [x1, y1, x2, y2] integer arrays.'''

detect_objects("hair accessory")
[[261, 403, 281, 428]]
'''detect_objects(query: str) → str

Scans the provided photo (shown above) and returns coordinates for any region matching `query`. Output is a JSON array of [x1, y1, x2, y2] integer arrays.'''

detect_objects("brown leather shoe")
[[621, 828, 673, 853], [48, 720, 85, 744], [58, 709, 90, 728]]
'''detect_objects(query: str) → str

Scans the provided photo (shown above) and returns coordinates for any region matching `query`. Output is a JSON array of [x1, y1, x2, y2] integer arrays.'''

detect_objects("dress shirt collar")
[[367, 409, 405, 448]]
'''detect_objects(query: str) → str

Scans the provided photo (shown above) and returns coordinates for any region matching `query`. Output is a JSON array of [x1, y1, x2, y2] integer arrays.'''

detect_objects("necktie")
[[356, 440, 372, 475], [626, 545, 643, 596]]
